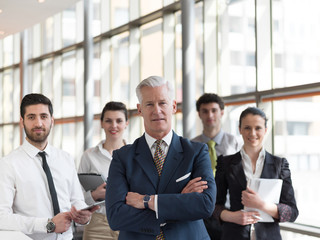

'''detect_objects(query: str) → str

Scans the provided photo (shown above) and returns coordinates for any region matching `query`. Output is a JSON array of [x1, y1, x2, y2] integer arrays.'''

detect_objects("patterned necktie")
[[153, 140, 165, 240], [154, 140, 165, 176], [39, 152, 60, 216], [207, 140, 217, 176]]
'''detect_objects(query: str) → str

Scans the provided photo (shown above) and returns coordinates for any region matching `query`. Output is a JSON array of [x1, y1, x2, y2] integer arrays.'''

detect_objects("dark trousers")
[[204, 215, 222, 240]]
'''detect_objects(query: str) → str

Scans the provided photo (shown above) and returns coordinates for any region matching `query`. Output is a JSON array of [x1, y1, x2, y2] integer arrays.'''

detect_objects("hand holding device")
[[81, 200, 105, 211]]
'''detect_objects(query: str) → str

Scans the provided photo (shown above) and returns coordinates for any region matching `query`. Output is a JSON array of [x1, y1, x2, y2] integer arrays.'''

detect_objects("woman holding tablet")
[[78, 101, 129, 240], [214, 107, 298, 240]]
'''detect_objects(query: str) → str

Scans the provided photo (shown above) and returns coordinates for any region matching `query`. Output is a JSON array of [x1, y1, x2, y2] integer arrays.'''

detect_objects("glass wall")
[[274, 97, 320, 227], [218, 0, 256, 95], [0, 0, 320, 237], [272, 0, 320, 88]]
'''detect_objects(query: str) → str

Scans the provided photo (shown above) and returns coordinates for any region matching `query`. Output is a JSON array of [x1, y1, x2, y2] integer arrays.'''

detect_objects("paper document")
[[245, 178, 283, 222]]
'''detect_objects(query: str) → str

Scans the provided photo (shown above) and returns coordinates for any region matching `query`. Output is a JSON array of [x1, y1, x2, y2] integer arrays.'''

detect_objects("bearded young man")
[[0, 93, 98, 240]]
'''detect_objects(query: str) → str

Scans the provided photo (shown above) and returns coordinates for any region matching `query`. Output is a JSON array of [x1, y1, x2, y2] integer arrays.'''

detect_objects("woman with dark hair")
[[214, 107, 298, 240], [78, 101, 129, 240]]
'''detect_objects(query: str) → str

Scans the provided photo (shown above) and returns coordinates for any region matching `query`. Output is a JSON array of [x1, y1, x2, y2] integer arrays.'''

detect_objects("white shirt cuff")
[[34, 218, 48, 233], [154, 194, 158, 219], [75, 215, 92, 226]]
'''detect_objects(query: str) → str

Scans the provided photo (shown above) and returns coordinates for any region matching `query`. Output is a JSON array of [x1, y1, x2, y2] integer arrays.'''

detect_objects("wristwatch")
[[46, 218, 56, 233], [143, 195, 151, 209]]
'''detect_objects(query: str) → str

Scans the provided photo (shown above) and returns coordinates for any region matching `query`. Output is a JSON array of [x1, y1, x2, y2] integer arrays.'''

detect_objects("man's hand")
[[91, 182, 106, 201], [181, 177, 208, 194], [70, 205, 99, 225], [126, 192, 144, 209], [126, 192, 155, 211], [52, 212, 72, 233]]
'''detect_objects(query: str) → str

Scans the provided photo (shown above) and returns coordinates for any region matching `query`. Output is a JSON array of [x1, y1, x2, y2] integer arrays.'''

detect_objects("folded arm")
[[106, 143, 216, 234], [105, 150, 162, 235], [157, 144, 216, 221], [126, 177, 208, 210]]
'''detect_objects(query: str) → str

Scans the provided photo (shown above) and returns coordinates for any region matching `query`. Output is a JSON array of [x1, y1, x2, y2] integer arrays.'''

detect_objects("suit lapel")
[[135, 135, 159, 190], [261, 152, 277, 178], [228, 152, 277, 189], [229, 152, 247, 189], [158, 133, 183, 193]]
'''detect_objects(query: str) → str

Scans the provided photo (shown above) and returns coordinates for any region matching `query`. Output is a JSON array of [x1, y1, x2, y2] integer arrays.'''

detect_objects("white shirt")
[[78, 140, 112, 215], [240, 146, 266, 183], [144, 131, 172, 157], [144, 130, 173, 220], [240, 148, 266, 240], [0, 140, 87, 240]]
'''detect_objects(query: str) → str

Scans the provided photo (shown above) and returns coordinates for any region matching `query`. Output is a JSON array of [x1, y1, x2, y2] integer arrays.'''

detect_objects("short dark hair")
[[196, 93, 225, 112], [239, 107, 268, 128], [100, 101, 128, 121], [20, 93, 53, 118]]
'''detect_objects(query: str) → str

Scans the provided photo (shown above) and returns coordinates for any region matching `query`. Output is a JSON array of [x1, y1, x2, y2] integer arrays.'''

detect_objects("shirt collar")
[[240, 146, 266, 179], [96, 140, 110, 157], [145, 130, 173, 150], [97, 140, 114, 158], [201, 129, 224, 145], [240, 146, 266, 160], [22, 139, 52, 158]]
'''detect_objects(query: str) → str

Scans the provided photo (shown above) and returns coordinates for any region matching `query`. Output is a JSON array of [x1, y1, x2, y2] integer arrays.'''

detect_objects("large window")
[[111, 32, 130, 104], [110, 0, 129, 28], [141, 19, 163, 78], [274, 97, 320, 227], [218, 0, 256, 95], [272, 0, 320, 88]]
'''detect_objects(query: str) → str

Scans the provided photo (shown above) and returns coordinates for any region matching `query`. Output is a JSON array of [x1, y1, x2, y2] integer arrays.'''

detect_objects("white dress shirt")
[[78, 140, 112, 215], [144, 130, 173, 220], [240, 147, 266, 240], [0, 140, 87, 240], [240, 146, 266, 183]]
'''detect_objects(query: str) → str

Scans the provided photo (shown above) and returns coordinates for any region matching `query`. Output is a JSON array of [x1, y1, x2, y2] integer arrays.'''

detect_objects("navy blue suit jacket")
[[214, 151, 298, 240], [106, 131, 216, 240]]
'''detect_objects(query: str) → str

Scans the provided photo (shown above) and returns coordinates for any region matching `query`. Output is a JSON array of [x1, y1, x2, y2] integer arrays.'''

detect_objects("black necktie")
[[38, 151, 60, 216]]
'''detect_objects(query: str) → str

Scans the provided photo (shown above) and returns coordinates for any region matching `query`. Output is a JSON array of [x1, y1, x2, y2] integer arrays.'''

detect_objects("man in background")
[[192, 93, 242, 240]]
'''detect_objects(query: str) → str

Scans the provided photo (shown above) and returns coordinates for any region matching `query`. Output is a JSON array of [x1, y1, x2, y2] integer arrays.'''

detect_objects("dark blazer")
[[214, 151, 298, 240], [106, 131, 216, 240]]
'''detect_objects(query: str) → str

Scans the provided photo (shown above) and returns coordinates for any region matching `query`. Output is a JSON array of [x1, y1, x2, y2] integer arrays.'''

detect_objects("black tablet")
[[78, 173, 106, 192]]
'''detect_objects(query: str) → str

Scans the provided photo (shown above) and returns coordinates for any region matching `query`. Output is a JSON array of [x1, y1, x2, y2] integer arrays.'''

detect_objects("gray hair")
[[136, 76, 175, 103]]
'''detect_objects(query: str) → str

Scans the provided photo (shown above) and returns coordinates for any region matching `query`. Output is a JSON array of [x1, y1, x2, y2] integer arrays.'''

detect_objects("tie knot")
[[155, 139, 163, 147], [207, 140, 216, 148], [38, 151, 46, 159]]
